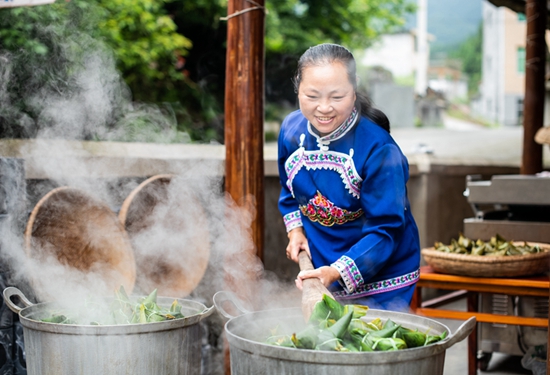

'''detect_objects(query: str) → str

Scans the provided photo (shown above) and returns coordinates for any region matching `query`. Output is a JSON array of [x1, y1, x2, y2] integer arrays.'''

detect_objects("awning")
[[487, 0, 550, 28]]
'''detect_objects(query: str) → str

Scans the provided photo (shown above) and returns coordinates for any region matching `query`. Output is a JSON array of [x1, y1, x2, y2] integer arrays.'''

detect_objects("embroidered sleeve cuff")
[[331, 256, 364, 293], [283, 210, 303, 232]]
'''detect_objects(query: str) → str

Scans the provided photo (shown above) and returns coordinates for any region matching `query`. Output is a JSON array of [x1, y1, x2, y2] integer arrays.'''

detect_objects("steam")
[[0, 20, 297, 316], [30, 45, 128, 141]]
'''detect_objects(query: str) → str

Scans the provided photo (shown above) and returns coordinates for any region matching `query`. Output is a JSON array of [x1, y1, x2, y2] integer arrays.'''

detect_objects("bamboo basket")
[[25, 187, 136, 297], [119, 174, 210, 298], [534, 126, 550, 145], [421, 242, 550, 278]]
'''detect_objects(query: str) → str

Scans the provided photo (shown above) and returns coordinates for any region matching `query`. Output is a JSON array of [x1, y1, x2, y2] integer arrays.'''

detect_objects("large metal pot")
[[214, 291, 475, 375], [3, 287, 214, 375]]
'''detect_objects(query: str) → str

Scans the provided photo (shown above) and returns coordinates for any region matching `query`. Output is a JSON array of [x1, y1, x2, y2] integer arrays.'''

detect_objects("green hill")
[[406, 0, 482, 58]]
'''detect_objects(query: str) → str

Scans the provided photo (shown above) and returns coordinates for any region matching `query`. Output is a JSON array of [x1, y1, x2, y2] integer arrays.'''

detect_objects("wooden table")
[[411, 265, 549, 375]]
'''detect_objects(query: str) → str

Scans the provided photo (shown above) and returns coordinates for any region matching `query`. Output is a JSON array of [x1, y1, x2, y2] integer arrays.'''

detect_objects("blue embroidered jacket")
[[277, 109, 420, 302]]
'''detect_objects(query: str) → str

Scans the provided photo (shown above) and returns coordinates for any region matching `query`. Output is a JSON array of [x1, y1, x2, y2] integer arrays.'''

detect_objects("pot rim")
[[4, 287, 214, 335]]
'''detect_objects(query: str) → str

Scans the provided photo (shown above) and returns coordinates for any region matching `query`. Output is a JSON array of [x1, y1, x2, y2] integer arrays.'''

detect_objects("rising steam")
[[0, 8, 296, 314]]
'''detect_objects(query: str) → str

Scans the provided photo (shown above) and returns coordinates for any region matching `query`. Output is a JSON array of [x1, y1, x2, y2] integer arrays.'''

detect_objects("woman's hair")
[[292, 43, 390, 133]]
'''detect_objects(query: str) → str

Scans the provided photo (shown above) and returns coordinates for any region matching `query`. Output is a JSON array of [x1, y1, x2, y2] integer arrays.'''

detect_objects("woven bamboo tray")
[[421, 242, 550, 278]]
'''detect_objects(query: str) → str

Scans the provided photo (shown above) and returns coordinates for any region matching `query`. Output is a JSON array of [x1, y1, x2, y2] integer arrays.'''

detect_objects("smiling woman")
[[297, 62, 356, 136], [278, 43, 420, 311]]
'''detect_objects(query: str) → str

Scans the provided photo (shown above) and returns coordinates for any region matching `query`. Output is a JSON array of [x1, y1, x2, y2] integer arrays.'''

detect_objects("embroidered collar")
[[307, 107, 358, 150]]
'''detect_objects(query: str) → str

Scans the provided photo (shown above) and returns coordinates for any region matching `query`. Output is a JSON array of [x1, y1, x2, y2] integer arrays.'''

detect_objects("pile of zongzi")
[[40, 286, 185, 325], [266, 294, 446, 352], [434, 233, 543, 256]]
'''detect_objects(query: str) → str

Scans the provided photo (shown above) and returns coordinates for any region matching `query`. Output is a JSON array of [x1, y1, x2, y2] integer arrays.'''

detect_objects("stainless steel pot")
[[3, 287, 214, 375], [214, 291, 475, 375]]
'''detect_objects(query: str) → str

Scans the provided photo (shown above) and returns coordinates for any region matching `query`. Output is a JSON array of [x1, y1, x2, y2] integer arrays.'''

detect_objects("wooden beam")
[[415, 308, 548, 327], [224, 0, 266, 261], [487, 0, 526, 13], [488, 0, 550, 30], [521, 0, 546, 174], [223, 0, 265, 372]]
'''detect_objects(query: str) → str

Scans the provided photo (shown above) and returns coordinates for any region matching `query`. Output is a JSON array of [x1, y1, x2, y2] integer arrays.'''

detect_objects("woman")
[[277, 43, 420, 311]]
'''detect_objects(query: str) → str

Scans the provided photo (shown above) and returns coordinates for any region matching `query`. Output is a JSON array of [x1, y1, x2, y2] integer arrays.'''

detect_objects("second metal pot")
[[214, 291, 475, 375], [4, 287, 214, 375]]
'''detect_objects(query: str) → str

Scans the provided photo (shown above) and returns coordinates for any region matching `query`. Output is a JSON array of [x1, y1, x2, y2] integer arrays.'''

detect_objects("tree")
[[266, 0, 416, 115], [449, 22, 482, 98], [0, 0, 194, 140], [0, 0, 416, 142]]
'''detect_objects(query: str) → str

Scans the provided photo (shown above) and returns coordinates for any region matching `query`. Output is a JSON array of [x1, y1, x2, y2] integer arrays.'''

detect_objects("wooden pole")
[[223, 0, 265, 373], [224, 0, 265, 261], [521, 0, 546, 174]]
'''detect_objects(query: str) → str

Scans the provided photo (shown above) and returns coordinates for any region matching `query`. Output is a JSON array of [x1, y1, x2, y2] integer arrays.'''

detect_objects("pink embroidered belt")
[[332, 269, 420, 299]]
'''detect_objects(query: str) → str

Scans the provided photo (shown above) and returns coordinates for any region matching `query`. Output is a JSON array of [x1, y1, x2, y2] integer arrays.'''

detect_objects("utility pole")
[[224, 0, 266, 263], [223, 0, 265, 372]]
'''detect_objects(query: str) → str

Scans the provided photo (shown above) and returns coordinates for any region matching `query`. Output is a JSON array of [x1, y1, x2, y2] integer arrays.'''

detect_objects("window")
[[517, 47, 526, 74]]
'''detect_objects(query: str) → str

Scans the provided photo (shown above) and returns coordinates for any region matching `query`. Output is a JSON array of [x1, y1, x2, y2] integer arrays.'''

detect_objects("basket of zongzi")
[[421, 234, 550, 277]]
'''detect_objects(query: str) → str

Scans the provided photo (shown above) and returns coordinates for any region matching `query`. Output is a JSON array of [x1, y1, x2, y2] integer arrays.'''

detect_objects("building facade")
[[477, 1, 527, 127]]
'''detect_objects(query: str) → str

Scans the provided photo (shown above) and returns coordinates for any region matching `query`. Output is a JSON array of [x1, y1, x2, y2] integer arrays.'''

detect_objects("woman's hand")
[[286, 227, 309, 263], [295, 266, 341, 290]]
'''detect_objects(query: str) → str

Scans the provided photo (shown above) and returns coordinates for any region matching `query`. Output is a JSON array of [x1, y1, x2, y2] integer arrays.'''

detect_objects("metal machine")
[[464, 174, 550, 369]]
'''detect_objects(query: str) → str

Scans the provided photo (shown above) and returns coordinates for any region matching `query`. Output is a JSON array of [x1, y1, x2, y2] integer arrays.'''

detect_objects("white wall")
[[429, 79, 468, 100], [479, 1, 504, 125], [360, 33, 416, 78]]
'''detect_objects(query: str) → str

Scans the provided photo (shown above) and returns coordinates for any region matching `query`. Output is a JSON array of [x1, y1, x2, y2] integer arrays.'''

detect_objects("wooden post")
[[521, 0, 547, 174], [223, 0, 265, 373], [467, 292, 479, 375], [224, 0, 265, 262]]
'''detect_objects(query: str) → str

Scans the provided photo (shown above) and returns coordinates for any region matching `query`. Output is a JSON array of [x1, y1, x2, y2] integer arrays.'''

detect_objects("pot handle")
[[434, 316, 476, 351], [213, 291, 252, 321], [199, 305, 216, 321], [3, 287, 34, 314]]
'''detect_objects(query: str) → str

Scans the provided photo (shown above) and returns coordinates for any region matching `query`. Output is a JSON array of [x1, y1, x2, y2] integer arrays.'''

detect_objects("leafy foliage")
[[449, 23, 482, 98], [264, 0, 416, 108], [0, 0, 415, 142], [266, 0, 415, 55], [0, 0, 195, 141], [92, 0, 191, 94]]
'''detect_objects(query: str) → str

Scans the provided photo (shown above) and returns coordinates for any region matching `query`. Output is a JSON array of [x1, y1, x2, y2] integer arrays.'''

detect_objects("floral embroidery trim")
[[283, 210, 303, 232], [307, 106, 358, 143], [285, 149, 362, 199], [285, 149, 305, 196], [332, 269, 420, 300], [331, 255, 364, 292], [299, 191, 363, 226]]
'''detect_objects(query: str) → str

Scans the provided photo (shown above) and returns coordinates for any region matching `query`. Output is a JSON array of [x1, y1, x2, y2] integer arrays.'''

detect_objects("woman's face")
[[297, 61, 356, 136]]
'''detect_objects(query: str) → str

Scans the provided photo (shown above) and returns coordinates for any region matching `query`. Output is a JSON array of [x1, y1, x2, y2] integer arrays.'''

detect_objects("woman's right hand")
[[286, 227, 310, 263]]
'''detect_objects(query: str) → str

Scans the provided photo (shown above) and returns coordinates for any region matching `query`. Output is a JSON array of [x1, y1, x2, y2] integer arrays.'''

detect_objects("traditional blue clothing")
[[278, 108, 420, 311]]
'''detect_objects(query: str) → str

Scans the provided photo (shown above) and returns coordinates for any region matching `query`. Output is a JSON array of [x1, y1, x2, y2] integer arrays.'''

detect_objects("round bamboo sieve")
[[421, 242, 550, 278], [24, 186, 136, 294], [118, 174, 210, 298]]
